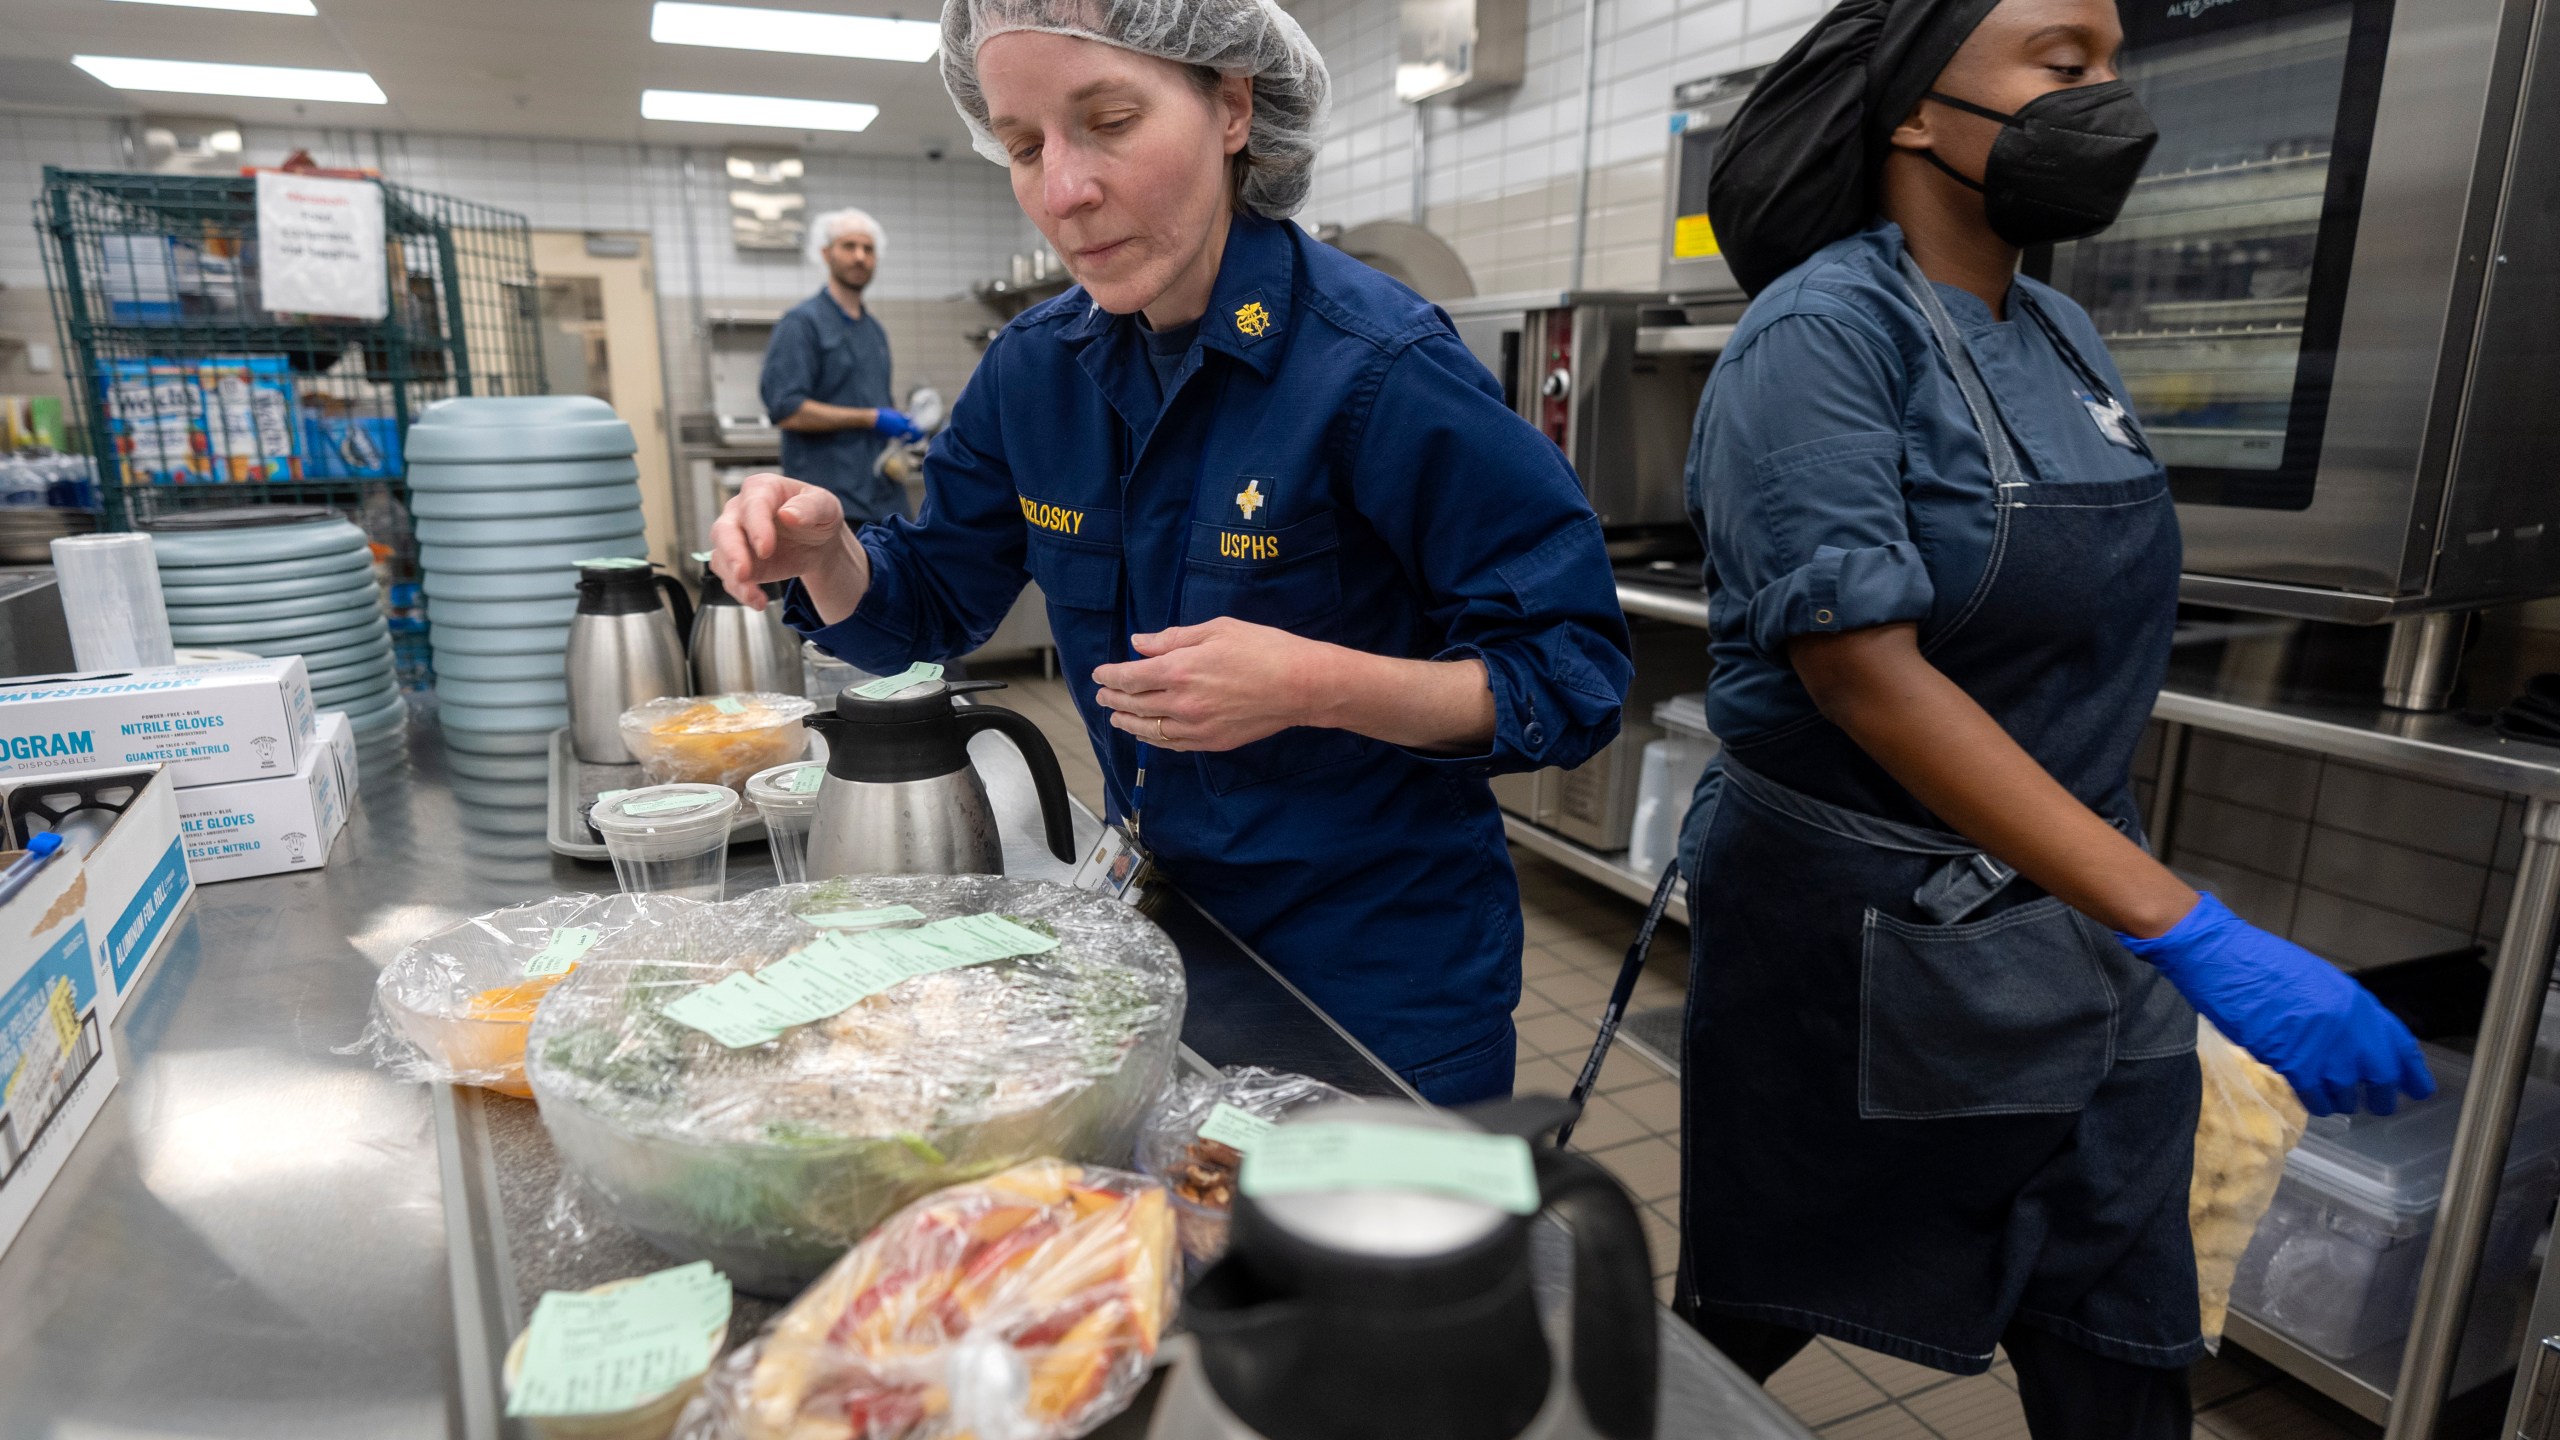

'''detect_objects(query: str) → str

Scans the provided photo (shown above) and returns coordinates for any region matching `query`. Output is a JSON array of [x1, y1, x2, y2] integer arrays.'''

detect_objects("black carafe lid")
[[574, 558, 664, 615], [1185, 1109, 1551, 1440]]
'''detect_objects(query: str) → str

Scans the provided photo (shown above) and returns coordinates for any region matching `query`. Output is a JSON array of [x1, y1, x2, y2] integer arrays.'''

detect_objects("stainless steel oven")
[[1661, 65, 1769, 298], [2032, 0, 2560, 620], [1441, 290, 1721, 540]]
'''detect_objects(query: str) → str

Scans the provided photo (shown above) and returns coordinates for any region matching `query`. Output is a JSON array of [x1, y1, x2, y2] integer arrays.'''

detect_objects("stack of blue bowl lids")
[[407, 395, 644, 794], [149, 507, 407, 740]]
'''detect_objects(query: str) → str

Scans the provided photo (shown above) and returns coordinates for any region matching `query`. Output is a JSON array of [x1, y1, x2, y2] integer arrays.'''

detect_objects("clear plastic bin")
[[2228, 1043, 2560, 1359]]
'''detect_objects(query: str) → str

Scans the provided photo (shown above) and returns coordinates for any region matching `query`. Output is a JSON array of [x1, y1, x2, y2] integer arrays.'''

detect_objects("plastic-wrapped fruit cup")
[[618, 692, 815, 793], [744, 761, 826, 885], [501, 1274, 725, 1440], [590, 784, 739, 901]]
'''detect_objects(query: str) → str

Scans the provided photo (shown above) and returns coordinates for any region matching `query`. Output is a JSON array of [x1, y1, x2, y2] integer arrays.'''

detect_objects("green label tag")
[[576, 556, 650, 570], [524, 925, 600, 977], [801, 904, 924, 929], [660, 973, 787, 1047], [506, 1260, 732, 1417], [594, 788, 629, 805], [621, 792, 715, 816], [690, 550, 713, 563], [709, 696, 746, 715], [1240, 1122, 1541, 1215], [1197, 1102, 1276, 1153], [663, 915, 1054, 1042], [852, 662, 945, 700], [788, 765, 826, 795]]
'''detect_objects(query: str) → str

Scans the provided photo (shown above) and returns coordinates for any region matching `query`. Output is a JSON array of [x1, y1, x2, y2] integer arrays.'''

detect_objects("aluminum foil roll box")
[[0, 763, 193, 1025]]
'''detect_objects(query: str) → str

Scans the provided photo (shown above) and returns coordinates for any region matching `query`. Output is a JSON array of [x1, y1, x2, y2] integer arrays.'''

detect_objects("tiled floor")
[[990, 661, 2373, 1440]]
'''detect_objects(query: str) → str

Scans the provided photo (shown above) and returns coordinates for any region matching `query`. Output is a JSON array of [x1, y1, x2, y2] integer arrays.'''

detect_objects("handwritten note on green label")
[[710, 696, 746, 715], [595, 789, 629, 804], [802, 905, 924, 930], [1198, 1102, 1276, 1153], [523, 926, 599, 977], [1239, 1122, 1540, 1215], [621, 792, 716, 816], [508, 1260, 731, 1417], [788, 765, 826, 795], [852, 662, 945, 700]]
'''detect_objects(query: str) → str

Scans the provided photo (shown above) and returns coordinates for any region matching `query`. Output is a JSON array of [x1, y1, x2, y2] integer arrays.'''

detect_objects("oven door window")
[[2036, 0, 2394, 511]]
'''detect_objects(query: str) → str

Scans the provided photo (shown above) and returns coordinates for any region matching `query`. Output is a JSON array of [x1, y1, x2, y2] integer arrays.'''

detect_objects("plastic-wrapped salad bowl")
[[525, 877, 1187, 1297]]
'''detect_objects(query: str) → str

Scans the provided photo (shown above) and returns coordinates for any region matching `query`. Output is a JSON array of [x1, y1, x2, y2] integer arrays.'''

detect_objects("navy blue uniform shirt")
[[792, 214, 1632, 1082], [762, 289, 903, 524]]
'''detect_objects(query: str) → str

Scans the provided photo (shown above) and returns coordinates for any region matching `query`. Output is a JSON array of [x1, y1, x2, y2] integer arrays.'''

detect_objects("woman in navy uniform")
[[1672, 0, 2432, 1431], [711, 0, 1631, 1104]]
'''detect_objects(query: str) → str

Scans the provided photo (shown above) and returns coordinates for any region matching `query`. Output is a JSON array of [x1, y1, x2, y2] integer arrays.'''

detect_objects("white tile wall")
[[1293, 0, 1787, 295], [0, 110, 1037, 409]]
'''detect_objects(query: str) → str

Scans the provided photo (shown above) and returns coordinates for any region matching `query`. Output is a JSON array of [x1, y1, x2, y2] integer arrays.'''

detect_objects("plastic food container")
[[499, 1275, 725, 1440], [744, 761, 825, 885], [591, 785, 740, 901], [801, 641, 870, 707], [618, 693, 814, 793], [526, 877, 1187, 1298], [1136, 1065, 1355, 1268], [358, 894, 701, 1099], [2229, 1043, 2560, 1359]]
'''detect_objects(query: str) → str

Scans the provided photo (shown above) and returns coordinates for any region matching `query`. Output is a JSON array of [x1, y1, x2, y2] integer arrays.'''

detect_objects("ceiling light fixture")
[[649, 2, 940, 63], [104, 0, 322, 14], [642, 89, 879, 131], [71, 55, 386, 103]]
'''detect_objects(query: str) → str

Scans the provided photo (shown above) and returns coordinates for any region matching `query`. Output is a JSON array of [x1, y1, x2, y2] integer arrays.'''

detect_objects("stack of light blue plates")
[[149, 508, 408, 741], [407, 395, 645, 796]]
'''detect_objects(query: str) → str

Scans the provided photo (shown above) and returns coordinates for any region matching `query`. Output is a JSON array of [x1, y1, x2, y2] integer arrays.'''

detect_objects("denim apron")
[[1675, 255, 2204, 1374]]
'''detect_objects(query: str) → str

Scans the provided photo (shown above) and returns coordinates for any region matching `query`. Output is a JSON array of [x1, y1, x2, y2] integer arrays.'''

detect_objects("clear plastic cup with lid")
[[745, 760, 827, 885], [589, 783, 740, 901]]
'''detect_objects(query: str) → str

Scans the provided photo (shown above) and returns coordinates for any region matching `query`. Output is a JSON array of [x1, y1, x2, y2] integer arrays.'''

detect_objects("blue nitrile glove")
[[874, 408, 925, 443], [2118, 893, 2435, 1118]]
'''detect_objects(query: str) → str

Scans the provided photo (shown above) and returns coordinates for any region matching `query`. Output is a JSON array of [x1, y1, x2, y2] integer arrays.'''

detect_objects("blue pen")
[[0, 832, 66, 907]]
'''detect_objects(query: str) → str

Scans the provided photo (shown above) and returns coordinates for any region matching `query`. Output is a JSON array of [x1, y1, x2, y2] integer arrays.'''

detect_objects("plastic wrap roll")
[[50, 532, 173, 670]]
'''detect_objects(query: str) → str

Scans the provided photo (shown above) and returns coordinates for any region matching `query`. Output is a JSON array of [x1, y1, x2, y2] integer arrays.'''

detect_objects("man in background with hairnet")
[[760, 207, 925, 524]]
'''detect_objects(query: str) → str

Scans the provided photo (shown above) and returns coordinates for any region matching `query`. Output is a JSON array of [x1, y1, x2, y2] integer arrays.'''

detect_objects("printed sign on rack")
[[256, 172, 388, 320]]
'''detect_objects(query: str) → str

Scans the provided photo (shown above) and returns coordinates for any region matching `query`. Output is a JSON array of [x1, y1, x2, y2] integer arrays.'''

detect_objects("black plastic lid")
[[574, 559, 666, 616]]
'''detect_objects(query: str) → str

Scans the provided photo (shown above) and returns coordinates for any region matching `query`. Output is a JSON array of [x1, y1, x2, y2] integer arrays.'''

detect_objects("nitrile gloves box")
[[0, 823, 122, 1261], [0, 658, 316, 788], [177, 710, 356, 884], [0, 764, 194, 1025]]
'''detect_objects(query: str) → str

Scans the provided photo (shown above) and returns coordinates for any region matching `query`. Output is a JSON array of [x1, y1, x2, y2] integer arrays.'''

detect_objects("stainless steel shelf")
[[1502, 813, 1689, 925], [1618, 582, 1713, 630], [2225, 1311, 2392, 1424]]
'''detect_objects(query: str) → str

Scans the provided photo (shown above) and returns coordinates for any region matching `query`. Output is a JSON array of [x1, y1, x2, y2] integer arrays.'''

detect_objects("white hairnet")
[[938, 0, 1330, 219], [806, 207, 886, 267]]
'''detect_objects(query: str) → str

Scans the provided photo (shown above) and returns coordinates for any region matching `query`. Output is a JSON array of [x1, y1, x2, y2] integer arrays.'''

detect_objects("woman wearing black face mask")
[[1669, 0, 2432, 1432]]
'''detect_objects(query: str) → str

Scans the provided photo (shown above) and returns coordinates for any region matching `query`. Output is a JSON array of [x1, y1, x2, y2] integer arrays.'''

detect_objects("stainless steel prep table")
[[1603, 580, 2560, 1438], [0, 706, 1809, 1440]]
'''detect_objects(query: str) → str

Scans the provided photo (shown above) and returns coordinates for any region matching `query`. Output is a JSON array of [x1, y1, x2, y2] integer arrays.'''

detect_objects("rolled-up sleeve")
[[785, 347, 1028, 670], [761, 310, 819, 423], [1695, 312, 1930, 662], [1347, 330, 1632, 774]]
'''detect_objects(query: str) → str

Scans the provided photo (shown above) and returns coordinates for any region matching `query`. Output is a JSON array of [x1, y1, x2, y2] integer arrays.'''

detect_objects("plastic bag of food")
[[2192, 1016, 2308, 1347], [527, 876, 1187, 1298], [1135, 1065, 1353, 1267], [620, 693, 816, 792], [349, 893, 704, 1097], [675, 1160, 1176, 1440]]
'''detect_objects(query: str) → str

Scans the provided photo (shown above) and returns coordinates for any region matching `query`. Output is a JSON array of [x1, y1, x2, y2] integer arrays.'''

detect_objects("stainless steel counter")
[[1, 704, 1807, 1440]]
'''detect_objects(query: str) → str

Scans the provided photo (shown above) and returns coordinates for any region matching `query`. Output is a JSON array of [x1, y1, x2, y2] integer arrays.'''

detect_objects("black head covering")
[[1707, 0, 2006, 295]]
